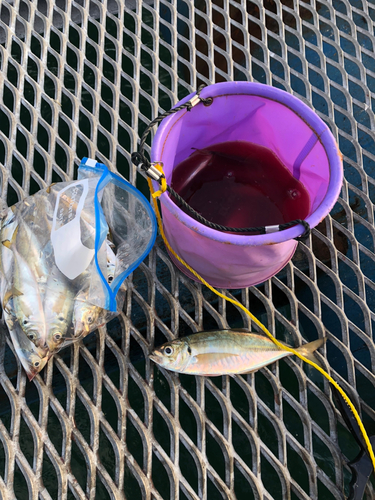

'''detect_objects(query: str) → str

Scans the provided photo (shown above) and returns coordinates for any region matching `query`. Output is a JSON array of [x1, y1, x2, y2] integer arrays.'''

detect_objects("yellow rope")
[[148, 176, 375, 471], [151, 163, 167, 198]]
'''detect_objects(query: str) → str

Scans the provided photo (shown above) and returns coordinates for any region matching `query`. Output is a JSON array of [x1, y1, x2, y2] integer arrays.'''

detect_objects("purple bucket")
[[151, 82, 343, 288]]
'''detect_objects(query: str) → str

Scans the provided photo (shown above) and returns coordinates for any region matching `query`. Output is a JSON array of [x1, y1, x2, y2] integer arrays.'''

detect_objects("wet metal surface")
[[0, 0, 375, 499]]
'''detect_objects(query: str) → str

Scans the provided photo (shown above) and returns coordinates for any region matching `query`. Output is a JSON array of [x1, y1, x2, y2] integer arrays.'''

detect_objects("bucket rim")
[[151, 81, 343, 246]]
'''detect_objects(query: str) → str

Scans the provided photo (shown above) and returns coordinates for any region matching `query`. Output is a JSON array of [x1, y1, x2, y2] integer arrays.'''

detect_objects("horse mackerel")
[[44, 266, 75, 352], [2, 227, 47, 348], [150, 329, 326, 376]]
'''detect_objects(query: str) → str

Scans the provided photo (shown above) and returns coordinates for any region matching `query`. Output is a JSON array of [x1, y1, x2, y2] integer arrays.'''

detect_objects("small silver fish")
[[150, 329, 325, 376], [72, 293, 105, 338], [15, 219, 50, 283], [8, 319, 49, 380], [43, 267, 75, 352], [106, 241, 116, 284], [2, 227, 47, 348], [72, 242, 117, 337]]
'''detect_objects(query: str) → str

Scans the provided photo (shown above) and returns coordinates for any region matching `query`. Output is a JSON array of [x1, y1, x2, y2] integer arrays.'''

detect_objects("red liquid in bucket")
[[171, 141, 310, 231]]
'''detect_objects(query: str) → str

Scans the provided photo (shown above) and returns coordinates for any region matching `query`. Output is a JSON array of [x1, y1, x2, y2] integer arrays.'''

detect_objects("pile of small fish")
[[0, 205, 120, 380]]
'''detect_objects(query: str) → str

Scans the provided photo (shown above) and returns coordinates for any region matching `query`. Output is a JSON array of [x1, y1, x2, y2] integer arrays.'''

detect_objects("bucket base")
[[166, 244, 297, 289]]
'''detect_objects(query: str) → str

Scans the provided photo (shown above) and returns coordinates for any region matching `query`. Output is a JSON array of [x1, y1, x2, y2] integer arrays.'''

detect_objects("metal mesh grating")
[[0, 0, 375, 498]]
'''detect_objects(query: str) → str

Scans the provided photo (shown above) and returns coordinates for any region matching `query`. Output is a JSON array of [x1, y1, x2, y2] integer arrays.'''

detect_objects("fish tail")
[[295, 337, 326, 367]]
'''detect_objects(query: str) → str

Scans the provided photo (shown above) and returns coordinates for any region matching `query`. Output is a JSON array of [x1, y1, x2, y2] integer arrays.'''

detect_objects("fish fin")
[[26, 371, 36, 382], [295, 338, 327, 367], [193, 353, 241, 365], [2, 224, 19, 249]]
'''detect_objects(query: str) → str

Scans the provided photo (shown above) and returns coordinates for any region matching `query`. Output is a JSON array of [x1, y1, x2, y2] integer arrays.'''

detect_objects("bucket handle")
[[131, 86, 311, 242]]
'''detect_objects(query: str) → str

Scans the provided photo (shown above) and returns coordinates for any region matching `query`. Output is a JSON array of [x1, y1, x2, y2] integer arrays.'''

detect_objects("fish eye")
[[34, 361, 40, 368], [87, 316, 94, 324], [54, 333, 62, 342], [108, 276, 114, 283], [164, 346, 173, 356], [23, 320, 28, 325], [28, 332, 36, 340]]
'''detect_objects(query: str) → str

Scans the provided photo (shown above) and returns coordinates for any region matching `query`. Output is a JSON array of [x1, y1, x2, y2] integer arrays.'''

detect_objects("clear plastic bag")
[[0, 158, 157, 379]]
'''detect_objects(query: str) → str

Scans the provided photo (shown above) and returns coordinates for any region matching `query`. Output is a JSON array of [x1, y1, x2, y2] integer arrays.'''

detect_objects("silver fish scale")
[[0, 0, 374, 498]]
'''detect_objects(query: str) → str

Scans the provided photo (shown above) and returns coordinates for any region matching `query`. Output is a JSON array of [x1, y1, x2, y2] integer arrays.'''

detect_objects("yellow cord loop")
[[151, 163, 167, 198], [147, 177, 375, 472]]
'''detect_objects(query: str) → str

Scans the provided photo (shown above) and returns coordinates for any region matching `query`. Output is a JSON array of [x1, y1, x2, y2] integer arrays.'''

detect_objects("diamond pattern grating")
[[0, 0, 375, 499]]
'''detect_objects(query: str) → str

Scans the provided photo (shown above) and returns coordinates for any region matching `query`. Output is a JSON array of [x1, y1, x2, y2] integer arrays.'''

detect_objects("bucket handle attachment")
[[131, 86, 311, 242]]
